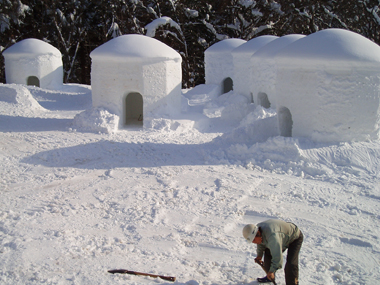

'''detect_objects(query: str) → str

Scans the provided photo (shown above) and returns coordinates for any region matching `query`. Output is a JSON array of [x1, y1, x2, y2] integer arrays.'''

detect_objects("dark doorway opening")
[[125, 92, 143, 126], [278, 107, 293, 137], [27, 76, 40, 87], [222, 77, 233, 94], [257, 92, 271, 109]]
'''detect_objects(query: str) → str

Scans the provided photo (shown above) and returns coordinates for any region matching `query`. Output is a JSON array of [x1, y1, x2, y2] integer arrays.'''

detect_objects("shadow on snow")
[[21, 140, 215, 169]]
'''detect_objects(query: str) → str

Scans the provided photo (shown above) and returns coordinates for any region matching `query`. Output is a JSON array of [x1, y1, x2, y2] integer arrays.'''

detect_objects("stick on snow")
[[108, 269, 176, 282]]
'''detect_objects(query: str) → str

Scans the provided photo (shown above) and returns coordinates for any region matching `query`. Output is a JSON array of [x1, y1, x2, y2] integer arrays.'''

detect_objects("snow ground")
[[0, 83, 379, 285]]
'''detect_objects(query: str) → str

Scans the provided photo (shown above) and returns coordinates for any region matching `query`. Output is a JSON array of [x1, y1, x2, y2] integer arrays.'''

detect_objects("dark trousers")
[[263, 231, 304, 285]]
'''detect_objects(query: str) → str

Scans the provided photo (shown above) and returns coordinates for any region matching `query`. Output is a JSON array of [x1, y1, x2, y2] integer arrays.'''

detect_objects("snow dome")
[[250, 34, 305, 108], [3, 38, 63, 89], [90, 34, 182, 128], [231, 35, 278, 101], [204, 39, 246, 95], [275, 29, 380, 142]]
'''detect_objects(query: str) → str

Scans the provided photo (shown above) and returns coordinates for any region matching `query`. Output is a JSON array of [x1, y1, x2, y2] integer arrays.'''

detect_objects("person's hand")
[[254, 256, 262, 264], [267, 272, 275, 281]]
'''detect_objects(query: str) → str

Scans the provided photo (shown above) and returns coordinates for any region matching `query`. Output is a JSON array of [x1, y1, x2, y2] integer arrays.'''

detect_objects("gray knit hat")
[[242, 224, 259, 243]]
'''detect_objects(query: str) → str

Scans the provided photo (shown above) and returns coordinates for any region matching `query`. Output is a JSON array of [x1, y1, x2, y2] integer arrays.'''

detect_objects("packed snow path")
[[0, 84, 379, 284]]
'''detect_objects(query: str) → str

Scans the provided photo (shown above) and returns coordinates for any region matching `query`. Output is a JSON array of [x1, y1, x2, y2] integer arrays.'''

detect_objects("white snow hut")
[[3, 38, 63, 89], [250, 34, 305, 108], [231, 35, 278, 101], [204, 39, 246, 95], [90, 34, 182, 127], [275, 28, 380, 142]]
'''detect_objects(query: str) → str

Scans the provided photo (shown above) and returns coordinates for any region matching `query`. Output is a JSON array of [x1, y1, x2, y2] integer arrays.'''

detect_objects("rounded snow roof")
[[232, 35, 279, 55], [276, 29, 380, 66], [90, 34, 181, 61], [205, 38, 246, 54], [252, 34, 305, 59], [3, 38, 61, 57]]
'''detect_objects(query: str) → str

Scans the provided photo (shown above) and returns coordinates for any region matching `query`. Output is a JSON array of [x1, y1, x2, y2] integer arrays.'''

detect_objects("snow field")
[[0, 83, 379, 284]]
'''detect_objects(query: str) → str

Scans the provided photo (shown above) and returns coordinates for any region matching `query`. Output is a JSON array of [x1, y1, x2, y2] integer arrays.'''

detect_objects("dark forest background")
[[1, 0, 380, 88]]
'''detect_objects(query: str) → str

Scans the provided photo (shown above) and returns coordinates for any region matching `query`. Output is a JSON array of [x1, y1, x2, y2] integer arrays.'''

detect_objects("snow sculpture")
[[3, 38, 63, 89], [250, 34, 305, 108], [275, 28, 380, 142], [90, 34, 182, 127], [231, 35, 278, 101], [204, 39, 246, 95]]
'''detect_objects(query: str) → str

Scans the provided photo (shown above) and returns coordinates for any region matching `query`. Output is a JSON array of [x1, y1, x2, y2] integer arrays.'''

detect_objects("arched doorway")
[[278, 107, 293, 137], [257, 92, 271, 109], [222, 77, 233, 94], [125, 92, 143, 126], [27, 76, 40, 87]]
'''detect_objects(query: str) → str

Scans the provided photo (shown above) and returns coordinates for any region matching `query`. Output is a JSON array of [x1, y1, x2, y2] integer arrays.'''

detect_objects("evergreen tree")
[[0, 0, 31, 82], [1, 0, 380, 86]]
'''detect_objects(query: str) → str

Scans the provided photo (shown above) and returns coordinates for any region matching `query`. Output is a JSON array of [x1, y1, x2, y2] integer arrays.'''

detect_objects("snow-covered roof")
[[90, 34, 181, 61], [205, 38, 246, 54], [145, 16, 181, 38], [3, 38, 61, 57], [251, 34, 305, 59], [232, 35, 278, 55], [276, 29, 380, 66]]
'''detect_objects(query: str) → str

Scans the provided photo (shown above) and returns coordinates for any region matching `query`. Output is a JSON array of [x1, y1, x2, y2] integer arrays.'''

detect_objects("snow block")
[[275, 29, 380, 142], [3, 38, 63, 89], [90, 34, 182, 129]]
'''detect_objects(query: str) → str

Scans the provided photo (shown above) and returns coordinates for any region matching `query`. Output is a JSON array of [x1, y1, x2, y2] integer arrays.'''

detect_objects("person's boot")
[[257, 276, 273, 283]]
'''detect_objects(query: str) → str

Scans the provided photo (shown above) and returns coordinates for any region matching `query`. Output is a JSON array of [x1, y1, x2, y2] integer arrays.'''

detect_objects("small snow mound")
[[72, 108, 119, 134], [204, 135, 330, 178], [0, 85, 18, 103], [183, 84, 219, 113], [183, 84, 219, 102], [204, 91, 250, 122], [145, 16, 181, 38], [221, 106, 279, 144], [146, 118, 181, 131], [0, 84, 46, 116], [224, 136, 305, 167]]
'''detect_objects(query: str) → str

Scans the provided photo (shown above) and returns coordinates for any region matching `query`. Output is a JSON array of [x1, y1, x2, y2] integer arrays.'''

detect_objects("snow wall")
[[90, 34, 182, 128], [3, 38, 63, 89], [275, 29, 380, 142], [203, 29, 380, 143], [231, 35, 278, 101], [250, 34, 305, 109], [204, 39, 246, 96]]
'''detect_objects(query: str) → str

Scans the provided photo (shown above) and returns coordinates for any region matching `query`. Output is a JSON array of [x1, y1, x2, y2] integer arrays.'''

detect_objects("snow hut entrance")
[[278, 107, 293, 137], [27, 76, 40, 87], [223, 77, 233, 94], [258, 92, 271, 109], [125, 92, 143, 126]]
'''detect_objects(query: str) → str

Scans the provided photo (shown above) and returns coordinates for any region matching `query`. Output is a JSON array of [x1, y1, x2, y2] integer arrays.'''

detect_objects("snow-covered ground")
[[0, 83, 379, 285]]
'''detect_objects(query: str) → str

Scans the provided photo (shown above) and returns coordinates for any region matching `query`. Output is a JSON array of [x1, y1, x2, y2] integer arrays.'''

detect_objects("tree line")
[[1, 0, 380, 88]]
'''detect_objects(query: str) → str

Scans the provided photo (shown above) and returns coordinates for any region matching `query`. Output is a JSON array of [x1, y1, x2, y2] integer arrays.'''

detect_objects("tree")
[[0, 0, 31, 82], [1, 0, 380, 86]]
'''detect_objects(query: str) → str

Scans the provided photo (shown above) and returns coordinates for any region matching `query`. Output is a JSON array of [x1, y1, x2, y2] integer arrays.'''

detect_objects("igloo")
[[231, 35, 278, 101], [204, 39, 246, 95], [250, 34, 305, 108], [90, 34, 182, 127], [3, 38, 63, 89], [275, 28, 380, 142]]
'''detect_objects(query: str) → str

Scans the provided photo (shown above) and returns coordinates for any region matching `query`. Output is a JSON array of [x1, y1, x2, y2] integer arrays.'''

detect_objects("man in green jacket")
[[242, 219, 303, 284]]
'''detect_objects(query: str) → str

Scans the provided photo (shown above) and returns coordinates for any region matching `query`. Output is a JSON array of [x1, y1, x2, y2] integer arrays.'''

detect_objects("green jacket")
[[256, 219, 301, 273]]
